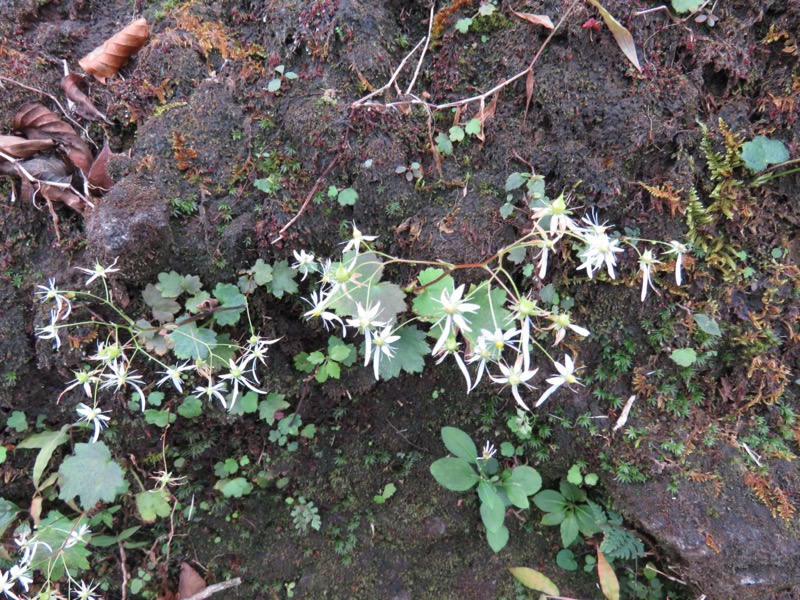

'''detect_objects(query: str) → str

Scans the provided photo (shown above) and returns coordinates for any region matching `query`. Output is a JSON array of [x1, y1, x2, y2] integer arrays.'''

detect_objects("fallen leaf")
[[13, 102, 93, 172], [79, 18, 150, 83], [475, 91, 499, 142], [178, 562, 206, 599], [587, 0, 642, 72], [88, 144, 114, 193], [597, 549, 621, 600], [61, 74, 111, 123], [10, 156, 86, 212], [510, 8, 554, 29], [0, 135, 56, 160], [524, 68, 535, 122]]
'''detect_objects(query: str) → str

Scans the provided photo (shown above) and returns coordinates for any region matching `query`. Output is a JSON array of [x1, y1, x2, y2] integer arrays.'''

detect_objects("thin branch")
[[405, 1, 436, 96], [182, 577, 243, 600], [351, 36, 427, 106]]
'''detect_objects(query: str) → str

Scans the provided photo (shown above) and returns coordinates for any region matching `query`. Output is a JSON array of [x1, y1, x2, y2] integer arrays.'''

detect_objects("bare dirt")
[[1, 0, 799, 599]]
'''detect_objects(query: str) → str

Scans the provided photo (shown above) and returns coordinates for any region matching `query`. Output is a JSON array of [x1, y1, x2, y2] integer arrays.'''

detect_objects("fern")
[[600, 522, 645, 560]]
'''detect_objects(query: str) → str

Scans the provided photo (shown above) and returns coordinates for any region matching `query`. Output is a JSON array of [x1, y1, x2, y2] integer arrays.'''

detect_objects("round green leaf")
[[430, 457, 478, 491], [670, 347, 697, 367], [557, 548, 578, 571]]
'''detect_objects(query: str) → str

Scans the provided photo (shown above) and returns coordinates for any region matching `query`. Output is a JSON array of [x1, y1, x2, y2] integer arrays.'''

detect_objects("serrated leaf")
[[170, 321, 217, 360], [464, 118, 481, 136], [251, 258, 274, 286], [178, 395, 203, 419], [505, 172, 527, 191], [378, 325, 429, 380], [206, 332, 238, 370], [597, 549, 620, 600], [486, 524, 509, 552], [328, 337, 357, 367], [144, 409, 174, 428], [509, 567, 559, 595], [259, 393, 289, 425], [156, 271, 201, 298], [460, 282, 510, 347], [499, 203, 515, 219], [59, 442, 128, 509], [670, 347, 697, 367], [135, 319, 172, 355], [136, 488, 172, 522], [435, 132, 453, 155], [0, 498, 19, 537], [268, 259, 298, 298], [216, 477, 252, 498], [449, 126, 465, 142], [693, 314, 721, 336], [18, 426, 70, 489], [441, 427, 478, 462], [507, 245, 526, 264], [31, 511, 91, 579], [143, 283, 180, 323], [328, 343, 352, 362], [587, 0, 642, 72], [337, 187, 358, 206], [430, 457, 479, 491], [185, 291, 211, 313], [411, 268, 454, 320], [212, 283, 245, 326], [455, 17, 472, 33]]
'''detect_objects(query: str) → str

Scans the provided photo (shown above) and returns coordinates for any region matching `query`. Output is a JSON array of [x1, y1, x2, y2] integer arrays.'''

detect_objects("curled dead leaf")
[[79, 18, 150, 83], [88, 144, 114, 194], [13, 102, 93, 172], [510, 8, 554, 29], [586, 0, 642, 72], [0, 135, 56, 160], [12, 155, 86, 212], [177, 562, 206, 599], [61, 74, 111, 123]]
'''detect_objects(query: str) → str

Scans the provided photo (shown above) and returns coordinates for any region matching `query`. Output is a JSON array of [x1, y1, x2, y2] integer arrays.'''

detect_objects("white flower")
[[35, 278, 72, 319], [66, 524, 91, 549], [14, 532, 51, 566], [480, 441, 496, 461], [663, 240, 688, 286], [546, 311, 590, 345], [536, 354, 583, 407], [156, 362, 194, 393], [90, 341, 126, 364], [479, 327, 520, 354], [369, 325, 400, 380], [9, 565, 31, 593], [76, 403, 111, 443], [576, 231, 624, 279], [531, 193, 577, 234], [508, 294, 545, 370], [432, 284, 480, 355], [291, 250, 316, 280], [638, 249, 661, 302], [220, 356, 265, 410], [490, 356, 538, 411], [346, 302, 386, 364], [100, 360, 147, 410], [192, 379, 229, 409], [303, 290, 345, 335], [434, 337, 472, 391], [243, 334, 280, 382], [0, 569, 20, 600], [75, 257, 120, 286], [341, 222, 377, 255], [36, 309, 62, 350], [533, 237, 557, 279], [466, 336, 494, 392], [72, 579, 100, 600], [59, 368, 100, 400]]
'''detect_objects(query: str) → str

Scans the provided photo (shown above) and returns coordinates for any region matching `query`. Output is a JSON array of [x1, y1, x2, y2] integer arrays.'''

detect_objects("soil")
[[1, 0, 799, 599]]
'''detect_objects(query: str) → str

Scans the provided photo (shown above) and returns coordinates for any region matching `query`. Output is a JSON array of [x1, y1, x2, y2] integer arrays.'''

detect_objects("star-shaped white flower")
[[369, 325, 400, 380], [75, 257, 120, 286], [76, 403, 111, 443], [341, 222, 377, 255], [536, 354, 583, 407], [638, 248, 661, 302], [663, 240, 688, 285], [35, 278, 72, 319], [432, 284, 480, 355], [490, 356, 538, 411], [156, 362, 195, 394]]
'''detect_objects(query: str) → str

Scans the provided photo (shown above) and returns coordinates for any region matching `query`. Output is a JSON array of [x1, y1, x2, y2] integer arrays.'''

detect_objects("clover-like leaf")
[[170, 321, 217, 360], [136, 488, 172, 522], [59, 442, 128, 510], [337, 187, 358, 206], [670, 347, 697, 367], [268, 259, 299, 298]]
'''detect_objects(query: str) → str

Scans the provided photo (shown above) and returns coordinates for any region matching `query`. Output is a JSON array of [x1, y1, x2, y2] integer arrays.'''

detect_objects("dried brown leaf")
[[61, 74, 111, 123], [178, 562, 206, 599], [587, 0, 642, 72], [88, 144, 114, 193], [37, 182, 86, 213], [0, 135, 56, 160], [475, 91, 499, 142], [79, 18, 150, 83], [510, 8, 554, 29], [13, 102, 93, 172], [524, 69, 535, 122]]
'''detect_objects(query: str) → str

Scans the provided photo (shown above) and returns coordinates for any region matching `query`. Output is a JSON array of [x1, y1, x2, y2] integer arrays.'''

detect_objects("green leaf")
[[741, 136, 789, 172], [693, 314, 721, 337], [505, 172, 527, 191], [430, 457, 479, 491], [0, 447, 5, 464], [136, 488, 172, 522], [459, 282, 510, 347], [216, 477, 253, 498], [328, 185, 339, 198], [499, 203, 515, 219], [268, 78, 282, 92], [377, 325, 430, 380], [435, 132, 453, 155], [411, 268, 455, 321], [135, 319, 172, 355], [449, 126, 465, 142], [455, 17, 472, 33], [560, 513, 580, 547], [328, 343, 352, 363], [185, 291, 211, 313], [178, 395, 203, 419], [575, 504, 602, 536], [480, 494, 506, 532], [32, 511, 91, 579], [670, 347, 697, 367], [18, 426, 70, 489], [567, 464, 583, 485], [337, 187, 358, 206], [171, 321, 217, 360], [59, 442, 128, 509], [211, 283, 245, 326], [156, 271, 201, 298], [328, 337, 357, 367], [670, 0, 703, 12], [485, 524, 509, 552], [560, 480, 586, 502], [268, 259, 299, 298], [541, 510, 565, 525], [508, 567, 559, 595], [557, 548, 578, 571], [6, 410, 27, 432], [533, 489, 567, 513], [144, 409, 175, 428], [584, 473, 599, 486], [206, 333, 237, 369], [464, 118, 481, 136], [506, 245, 526, 264], [142, 283, 180, 323], [500, 441, 516, 457], [441, 427, 478, 462], [504, 466, 542, 509], [258, 393, 289, 425], [284, 71, 298, 79], [251, 259, 274, 286], [0, 498, 20, 537]]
